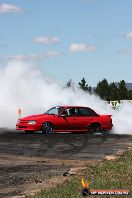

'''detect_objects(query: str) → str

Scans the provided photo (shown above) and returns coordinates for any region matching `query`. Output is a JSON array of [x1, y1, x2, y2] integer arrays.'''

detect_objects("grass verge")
[[31, 149, 132, 198]]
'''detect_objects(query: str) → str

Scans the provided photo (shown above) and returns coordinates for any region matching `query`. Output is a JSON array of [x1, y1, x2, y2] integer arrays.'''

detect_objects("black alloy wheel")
[[89, 124, 101, 134], [42, 122, 53, 134]]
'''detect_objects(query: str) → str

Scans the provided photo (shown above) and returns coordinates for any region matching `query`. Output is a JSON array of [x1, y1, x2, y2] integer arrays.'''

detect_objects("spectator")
[[108, 101, 113, 108], [116, 100, 122, 110]]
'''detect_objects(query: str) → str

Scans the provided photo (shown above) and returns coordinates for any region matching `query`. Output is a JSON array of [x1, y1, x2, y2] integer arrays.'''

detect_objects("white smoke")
[[112, 101, 132, 134], [0, 61, 132, 134]]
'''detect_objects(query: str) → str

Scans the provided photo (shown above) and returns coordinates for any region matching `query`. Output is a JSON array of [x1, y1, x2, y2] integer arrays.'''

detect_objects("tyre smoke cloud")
[[0, 61, 132, 135]]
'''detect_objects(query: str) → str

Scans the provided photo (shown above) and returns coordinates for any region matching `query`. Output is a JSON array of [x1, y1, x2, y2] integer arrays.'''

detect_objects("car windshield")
[[45, 107, 64, 115]]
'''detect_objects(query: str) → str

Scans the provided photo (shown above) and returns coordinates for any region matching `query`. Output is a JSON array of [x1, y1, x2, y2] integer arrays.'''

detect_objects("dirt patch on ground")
[[0, 154, 94, 198]]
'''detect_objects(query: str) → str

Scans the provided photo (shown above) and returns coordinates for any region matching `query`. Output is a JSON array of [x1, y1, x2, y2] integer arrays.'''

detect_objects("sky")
[[0, 0, 132, 86]]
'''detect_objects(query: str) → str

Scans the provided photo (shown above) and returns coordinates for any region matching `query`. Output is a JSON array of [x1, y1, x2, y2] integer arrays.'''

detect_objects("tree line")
[[65, 78, 132, 101]]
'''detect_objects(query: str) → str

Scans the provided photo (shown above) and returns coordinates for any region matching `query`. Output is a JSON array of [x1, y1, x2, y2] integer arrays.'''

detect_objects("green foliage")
[[117, 80, 128, 100], [107, 82, 119, 100], [78, 78, 92, 94], [88, 86, 92, 94], [78, 78, 89, 91], [65, 79, 73, 88], [32, 150, 132, 198], [64, 79, 75, 91], [94, 79, 109, 100], [128, 90, 132, 99], [64, 78, 132, 100], [93, 79, 131, 101]]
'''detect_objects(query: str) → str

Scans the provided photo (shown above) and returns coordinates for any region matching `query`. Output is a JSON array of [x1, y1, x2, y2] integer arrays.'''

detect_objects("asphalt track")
[[0, 129, 132, 197], [0, 129, 132, 160]]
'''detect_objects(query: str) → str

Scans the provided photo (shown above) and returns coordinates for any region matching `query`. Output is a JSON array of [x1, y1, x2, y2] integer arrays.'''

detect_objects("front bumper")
[[16, 123, 41, 131]]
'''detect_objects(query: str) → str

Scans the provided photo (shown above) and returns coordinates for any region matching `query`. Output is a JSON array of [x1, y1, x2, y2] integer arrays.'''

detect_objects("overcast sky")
[[0, 0, 132, 86]]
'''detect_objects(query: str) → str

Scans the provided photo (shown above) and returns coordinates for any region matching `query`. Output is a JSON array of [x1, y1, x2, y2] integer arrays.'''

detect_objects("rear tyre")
[[42, 122, 53, 134], [89, 124, 101, 134]]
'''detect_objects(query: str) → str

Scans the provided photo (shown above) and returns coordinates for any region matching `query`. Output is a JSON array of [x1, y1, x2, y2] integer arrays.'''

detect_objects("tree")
[[65, 79, 73, 88], [78, 78, 89, 92], [128, 90, 132, 100], [88, 86, 92, 94], [117, 80, 128, 100], [63, 79, 75, 91], [108, 82, 119, 101], [95, 78, 109, 100]]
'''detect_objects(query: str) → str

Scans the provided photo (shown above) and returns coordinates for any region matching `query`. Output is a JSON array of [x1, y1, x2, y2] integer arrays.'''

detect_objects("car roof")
[[57, 105, 90, 108]]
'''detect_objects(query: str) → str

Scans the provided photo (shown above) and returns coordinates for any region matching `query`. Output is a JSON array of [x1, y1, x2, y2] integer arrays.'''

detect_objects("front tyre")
[[42, 122, 53, 134], [89, 124, 101, 134]]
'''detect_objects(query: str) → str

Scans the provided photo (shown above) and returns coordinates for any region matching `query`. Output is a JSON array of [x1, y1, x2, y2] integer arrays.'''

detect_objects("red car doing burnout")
[[16, 106, 113, 134]]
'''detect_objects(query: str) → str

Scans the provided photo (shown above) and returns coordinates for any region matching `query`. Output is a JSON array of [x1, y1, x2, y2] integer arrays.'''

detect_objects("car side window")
[[75, 108, 81, 116], [65, 108, 76, 117], [46, 107, 64, 115], [78, 107, 97, 117]]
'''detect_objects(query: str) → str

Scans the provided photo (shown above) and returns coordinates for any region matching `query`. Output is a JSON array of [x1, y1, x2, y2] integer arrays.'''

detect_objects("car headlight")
[[27, 120, 36, 124]]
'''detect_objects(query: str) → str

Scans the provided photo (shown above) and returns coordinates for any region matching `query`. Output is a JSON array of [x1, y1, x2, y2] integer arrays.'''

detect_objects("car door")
[[74, 107, 99, 131], [55, 107, 90, 132], [44, 106, 69, 131], [64, 107, 77, 130], [53, 107, 77, 131]]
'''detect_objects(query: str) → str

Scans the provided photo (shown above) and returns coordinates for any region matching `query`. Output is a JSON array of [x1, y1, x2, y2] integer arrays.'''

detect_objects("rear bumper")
[[101, 123, 113, 131]]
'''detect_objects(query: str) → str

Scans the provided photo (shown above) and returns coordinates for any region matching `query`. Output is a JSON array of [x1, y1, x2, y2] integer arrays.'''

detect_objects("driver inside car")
[[69, 108, 75, 116]]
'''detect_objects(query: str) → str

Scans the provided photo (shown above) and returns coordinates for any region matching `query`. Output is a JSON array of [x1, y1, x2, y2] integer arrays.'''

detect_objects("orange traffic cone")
[[18, 108, 21, 119]]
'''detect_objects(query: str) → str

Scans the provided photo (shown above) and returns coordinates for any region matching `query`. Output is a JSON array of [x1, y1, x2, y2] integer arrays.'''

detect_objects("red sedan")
[[16, 106, 113, 134]]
